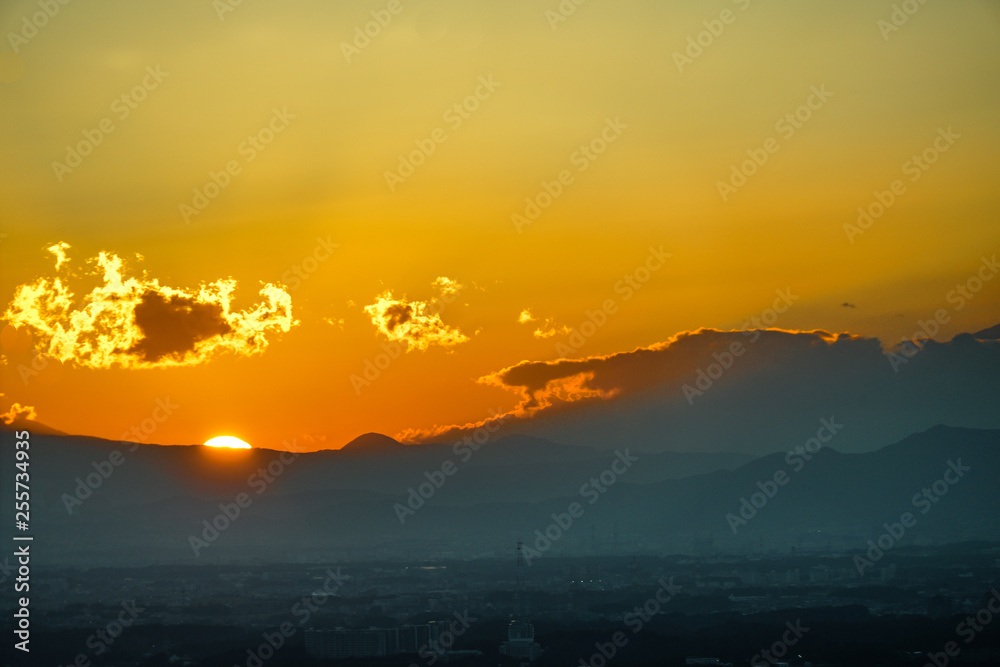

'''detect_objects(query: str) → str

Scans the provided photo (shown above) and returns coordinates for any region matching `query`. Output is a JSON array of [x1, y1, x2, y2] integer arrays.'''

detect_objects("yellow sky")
[[1, 0, 999, 449]]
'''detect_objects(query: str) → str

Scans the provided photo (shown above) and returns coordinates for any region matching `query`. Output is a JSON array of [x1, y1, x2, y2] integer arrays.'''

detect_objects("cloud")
[[48, 242, 70, 270], [363, 277, 468, 352], [532, 318, 572, 339], [128, 291, 234, 362], [518, 308, 572, 338], [432, 276, 462, 298], [973, 324, 1000, 340], [2, 244, 297, 369], [1, 402, 36, 425], [406, 328, 1000, 453]]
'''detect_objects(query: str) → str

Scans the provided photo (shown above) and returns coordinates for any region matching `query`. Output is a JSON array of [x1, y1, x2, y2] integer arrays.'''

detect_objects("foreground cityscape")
[[10, 544, 1000, 666]]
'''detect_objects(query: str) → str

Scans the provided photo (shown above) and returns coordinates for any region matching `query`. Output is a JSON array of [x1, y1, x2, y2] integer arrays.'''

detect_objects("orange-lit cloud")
[[363, 277, 468, 352], [1, 402, 37, 425], [481, 368, 621, 415], [395, 413, 505, 444], [482, 328, 853, 405], [475, 328, 857, 421], [518, 308, 572, 339], [406, 327, 1000, 453], [48, 242, 70, 270], [533, 319, 572, 339], [3, 244, 296, 369]]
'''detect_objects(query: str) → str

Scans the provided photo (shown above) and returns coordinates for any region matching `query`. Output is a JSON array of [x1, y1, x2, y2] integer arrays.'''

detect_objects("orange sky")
[[1, 0, 999, 450]]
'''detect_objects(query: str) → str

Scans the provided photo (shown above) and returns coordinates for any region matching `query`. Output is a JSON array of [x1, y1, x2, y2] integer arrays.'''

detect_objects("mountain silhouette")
[[340, 432, 407, 454], [3, 424, 995, 567]]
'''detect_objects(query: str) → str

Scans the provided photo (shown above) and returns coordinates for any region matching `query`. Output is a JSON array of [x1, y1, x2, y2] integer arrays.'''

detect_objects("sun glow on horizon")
[[203, 436, 251, 449]]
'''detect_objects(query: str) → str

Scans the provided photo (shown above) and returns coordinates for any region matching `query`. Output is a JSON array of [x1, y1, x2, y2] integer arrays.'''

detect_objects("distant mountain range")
[[1, 423, 997, 566], [0, 424, 755, 508]]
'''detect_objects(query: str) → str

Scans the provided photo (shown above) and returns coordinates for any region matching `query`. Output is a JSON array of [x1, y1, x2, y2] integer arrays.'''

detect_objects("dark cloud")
[[972, 324, 1000, 340], [383, 303, 413, 331], [408, 328, 1000, 455], [128, 290, 233, 362]]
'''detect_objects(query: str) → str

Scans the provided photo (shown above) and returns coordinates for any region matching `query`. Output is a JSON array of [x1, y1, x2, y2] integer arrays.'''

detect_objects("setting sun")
[[203, 436, 251, 449]]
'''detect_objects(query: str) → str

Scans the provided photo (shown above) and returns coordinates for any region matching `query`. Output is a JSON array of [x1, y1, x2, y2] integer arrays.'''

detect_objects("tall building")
[[499, 619, 543, 662]]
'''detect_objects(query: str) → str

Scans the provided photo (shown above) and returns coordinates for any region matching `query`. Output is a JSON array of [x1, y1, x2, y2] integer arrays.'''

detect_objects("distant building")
[[499, 619, 542, 662], [399, 622, 442, 653], [306, 623, 454, 659], [501, 542, 543, 662], [304, 627, 399, 659]]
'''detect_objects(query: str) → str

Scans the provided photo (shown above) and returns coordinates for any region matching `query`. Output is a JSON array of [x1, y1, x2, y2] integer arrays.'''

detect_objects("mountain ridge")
[[3, 423, 996, 567]]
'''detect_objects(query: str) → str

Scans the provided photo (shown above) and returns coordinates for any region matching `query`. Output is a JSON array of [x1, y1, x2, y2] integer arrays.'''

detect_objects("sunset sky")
[[1, 0, 998, 450]]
